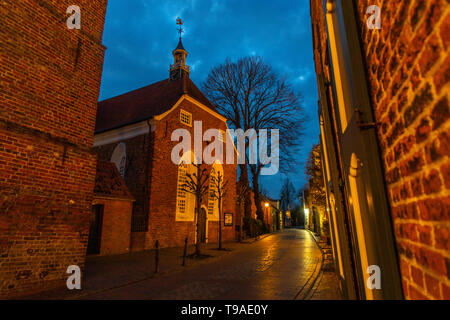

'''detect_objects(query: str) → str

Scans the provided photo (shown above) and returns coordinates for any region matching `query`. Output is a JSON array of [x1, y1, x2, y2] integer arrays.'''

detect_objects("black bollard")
[[154, 240, 159, 273], [182, 237, 188, 266]]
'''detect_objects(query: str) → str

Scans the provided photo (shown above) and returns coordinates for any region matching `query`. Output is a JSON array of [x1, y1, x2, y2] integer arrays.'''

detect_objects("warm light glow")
[[265, 202, 269, 207], [304, 208, 309, 216]]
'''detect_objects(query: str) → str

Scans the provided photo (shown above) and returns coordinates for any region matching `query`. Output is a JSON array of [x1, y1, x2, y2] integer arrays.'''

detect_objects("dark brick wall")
[[93, 198, 133, 256], [0, 0, 107, 297]]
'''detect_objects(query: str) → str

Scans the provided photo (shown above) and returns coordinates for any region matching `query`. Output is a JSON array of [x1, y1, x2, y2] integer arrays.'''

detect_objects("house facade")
[[310, 0, 449, 299]]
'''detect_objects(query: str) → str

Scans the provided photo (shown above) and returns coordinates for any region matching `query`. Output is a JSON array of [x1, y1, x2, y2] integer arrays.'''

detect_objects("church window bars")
[[177, 162, 188, 213], [180, 109, 192, 127]]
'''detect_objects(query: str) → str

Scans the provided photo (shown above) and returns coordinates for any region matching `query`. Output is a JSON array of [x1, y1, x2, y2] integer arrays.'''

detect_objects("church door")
[[198, 208, 207, 243], [87, 205, 104, 255]]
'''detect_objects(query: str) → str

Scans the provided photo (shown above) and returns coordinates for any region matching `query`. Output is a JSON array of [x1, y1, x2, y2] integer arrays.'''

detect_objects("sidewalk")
[[306, 230, 343, 300], [21, 234, 273, 300]]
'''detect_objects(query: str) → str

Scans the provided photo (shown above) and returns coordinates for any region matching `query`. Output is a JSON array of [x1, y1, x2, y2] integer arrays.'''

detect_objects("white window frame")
[[180, 109, 192, 127]]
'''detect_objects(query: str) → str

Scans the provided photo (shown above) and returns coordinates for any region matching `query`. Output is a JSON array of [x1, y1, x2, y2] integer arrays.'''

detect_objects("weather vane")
[[176, 17, 184, 40]]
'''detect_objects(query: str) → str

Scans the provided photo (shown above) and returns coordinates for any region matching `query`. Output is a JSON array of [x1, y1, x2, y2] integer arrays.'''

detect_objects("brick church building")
[[94, 38, 238, 251]]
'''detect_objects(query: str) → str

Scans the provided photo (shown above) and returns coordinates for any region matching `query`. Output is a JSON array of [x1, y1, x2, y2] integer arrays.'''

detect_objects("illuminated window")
[[177, 163, 187, 213], [180, 109, 192, 126], [207, 162, 223, 220], [207, 168, 216, 215], [176, 155, 195, 221]]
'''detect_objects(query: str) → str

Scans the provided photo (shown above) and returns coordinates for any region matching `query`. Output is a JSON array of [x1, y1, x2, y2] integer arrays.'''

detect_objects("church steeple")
[[170, 18, 190, 81]]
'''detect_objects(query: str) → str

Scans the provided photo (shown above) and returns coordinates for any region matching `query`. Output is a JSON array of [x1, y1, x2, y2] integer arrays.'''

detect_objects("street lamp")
[[304, 208, 309, 230], [263, 202, 270, 232]]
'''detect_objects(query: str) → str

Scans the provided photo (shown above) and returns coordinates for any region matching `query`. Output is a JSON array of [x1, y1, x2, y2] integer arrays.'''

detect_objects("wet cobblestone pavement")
[[24, 229, 342, 300]]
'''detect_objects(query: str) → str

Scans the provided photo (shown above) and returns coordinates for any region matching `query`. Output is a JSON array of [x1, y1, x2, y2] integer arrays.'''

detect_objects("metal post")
[[154, 240, 159, 273], [182, 237, 188, 266]]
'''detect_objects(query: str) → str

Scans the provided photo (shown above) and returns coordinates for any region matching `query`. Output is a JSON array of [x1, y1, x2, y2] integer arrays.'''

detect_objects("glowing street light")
[[265, 202, 269, 208]]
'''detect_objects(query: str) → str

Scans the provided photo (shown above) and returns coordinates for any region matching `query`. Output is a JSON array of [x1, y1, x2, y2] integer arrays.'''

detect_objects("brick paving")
[[21, 229, 342, 300]]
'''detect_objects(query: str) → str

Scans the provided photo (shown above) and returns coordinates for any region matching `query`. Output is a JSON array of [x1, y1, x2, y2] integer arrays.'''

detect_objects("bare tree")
[[235, 179, 250, 242], [203, 56, 306, 222], [181, 163, 209, 256], [280, 178, 296, 212], [280, 178, 296, 227], [209, 171, 229, 250], [305, 144, 326, 206]]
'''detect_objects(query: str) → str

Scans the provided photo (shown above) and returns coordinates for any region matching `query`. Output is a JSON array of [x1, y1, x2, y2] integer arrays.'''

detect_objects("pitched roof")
[[95, 76, 215, 133], [94, 161, 134, 201], [174, 38, 186, 51]]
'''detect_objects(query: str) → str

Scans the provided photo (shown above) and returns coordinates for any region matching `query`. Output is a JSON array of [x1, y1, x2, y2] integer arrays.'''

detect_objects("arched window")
[[176, 152, 195, 221], [177, 162, 188, 214], [207, 168, 217, 216], [111, 142, 126, 178], [207, 161, 223, 221]]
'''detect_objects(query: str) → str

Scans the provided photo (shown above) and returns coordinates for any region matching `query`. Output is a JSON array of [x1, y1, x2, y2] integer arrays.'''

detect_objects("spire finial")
[[176, 17, 184, 40]]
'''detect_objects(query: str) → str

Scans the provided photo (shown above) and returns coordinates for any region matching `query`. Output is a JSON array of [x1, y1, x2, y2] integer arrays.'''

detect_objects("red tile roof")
[[94, 161, 134, 201], [95, 76, 215, 133]]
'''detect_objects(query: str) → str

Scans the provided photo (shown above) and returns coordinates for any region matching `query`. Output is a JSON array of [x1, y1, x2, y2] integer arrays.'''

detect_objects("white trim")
[[94, 120, 154, 147], [154, 95, 227, 122]]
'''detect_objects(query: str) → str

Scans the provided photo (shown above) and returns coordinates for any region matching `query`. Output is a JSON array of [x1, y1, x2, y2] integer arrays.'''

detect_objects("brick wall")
[[147, 98, 237, 248], [0, 0, 107, 297], [353, 0, 449, 300], [96, 133, 152, 235], [93, 198, 133, 256]]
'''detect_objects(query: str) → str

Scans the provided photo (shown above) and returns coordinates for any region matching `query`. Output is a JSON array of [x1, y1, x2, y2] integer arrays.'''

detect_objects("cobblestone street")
[[25, 228, 342, 300]]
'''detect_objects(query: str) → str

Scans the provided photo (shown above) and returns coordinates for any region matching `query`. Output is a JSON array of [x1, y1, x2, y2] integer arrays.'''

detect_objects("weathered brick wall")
[[147, 98, 237, 249], [354, 0, 449, 300], [0, 0, 107, 297], [93, 198, 133, 256]]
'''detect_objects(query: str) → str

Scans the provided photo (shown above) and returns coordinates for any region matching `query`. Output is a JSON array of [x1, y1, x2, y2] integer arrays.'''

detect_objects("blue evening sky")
[[99, 0, 320, 199]]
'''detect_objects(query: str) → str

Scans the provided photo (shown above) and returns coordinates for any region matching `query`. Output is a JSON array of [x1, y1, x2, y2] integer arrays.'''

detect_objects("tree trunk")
[[218, 199, 222, 250], [238, 203, 243, 242], [239, 164, 252, 219], [252, 174, 264, 222], [195, 195, 201, 256]]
